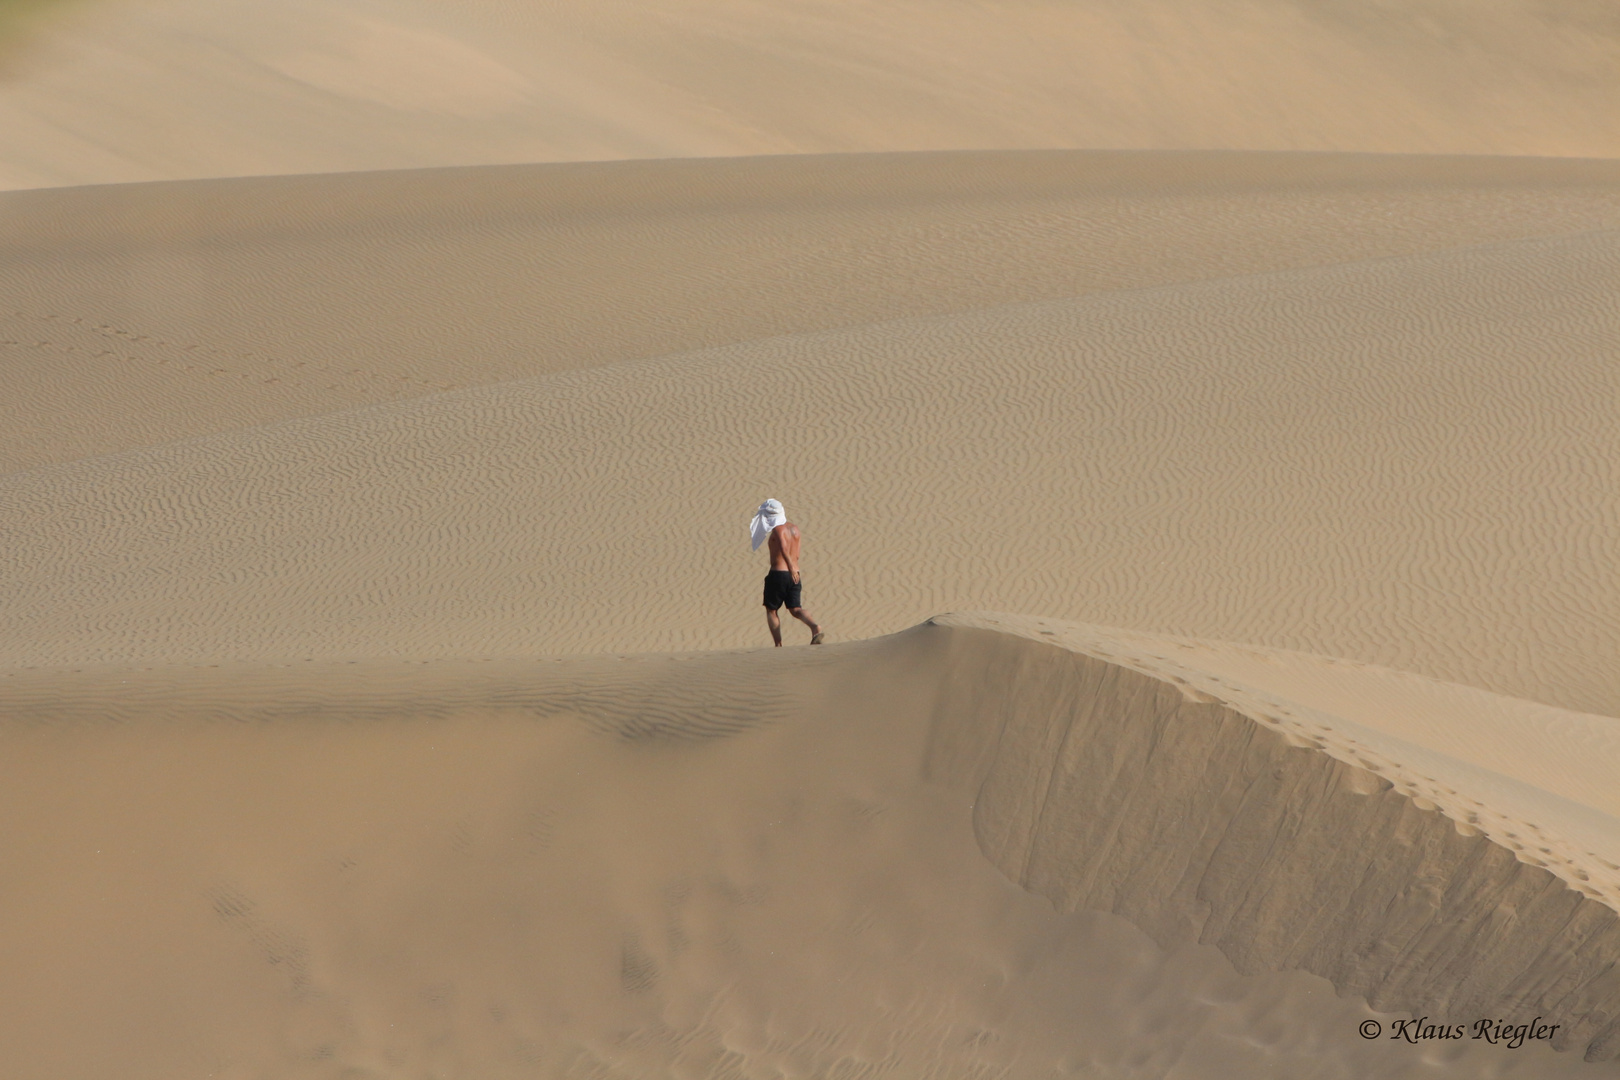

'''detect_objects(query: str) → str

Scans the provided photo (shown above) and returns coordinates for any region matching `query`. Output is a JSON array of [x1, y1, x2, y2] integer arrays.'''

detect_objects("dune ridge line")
[[922, 615, 1620, 1061], [4, 616, 1618, 1066]]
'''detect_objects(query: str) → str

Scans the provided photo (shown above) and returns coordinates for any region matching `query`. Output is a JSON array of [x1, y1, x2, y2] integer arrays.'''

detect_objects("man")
[[749, 498, 825, 646]]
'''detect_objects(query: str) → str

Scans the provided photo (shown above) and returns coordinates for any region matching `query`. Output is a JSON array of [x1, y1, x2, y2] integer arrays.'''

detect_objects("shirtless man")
[[750, 499, 825, 646]]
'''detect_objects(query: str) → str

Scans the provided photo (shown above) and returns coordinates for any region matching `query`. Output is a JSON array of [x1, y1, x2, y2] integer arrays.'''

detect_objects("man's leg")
[[787, 606, 822, 642], [767, 607, 784, 646]]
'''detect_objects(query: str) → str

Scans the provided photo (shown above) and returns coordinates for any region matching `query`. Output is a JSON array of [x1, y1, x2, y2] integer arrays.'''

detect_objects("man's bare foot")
[[811, 631, 825, 645]]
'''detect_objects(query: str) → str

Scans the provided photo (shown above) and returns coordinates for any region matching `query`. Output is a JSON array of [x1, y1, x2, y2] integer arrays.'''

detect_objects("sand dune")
[[2, 618, 1617, 1078], [3, 0, 1620, 188], [3, 3, 1618, 1069], [6, 151, 1620, 472], [3, 153, 1620, 472], [930, 617, 1620, 1057], [4, 224, 1616, 718]]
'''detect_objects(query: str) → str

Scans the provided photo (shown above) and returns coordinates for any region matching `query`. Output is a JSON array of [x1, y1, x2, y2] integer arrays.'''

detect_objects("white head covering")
[[750, 498, 786, 551]]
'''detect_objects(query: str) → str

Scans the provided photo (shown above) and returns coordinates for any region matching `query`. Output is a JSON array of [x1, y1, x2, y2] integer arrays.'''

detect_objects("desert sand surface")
[[4, 177, 1617, 715], [3, 0, 1620, 188], [4, 2, 1620, 1078], [7, 151, 1620, 473], [3, 620, 1620, 1079]]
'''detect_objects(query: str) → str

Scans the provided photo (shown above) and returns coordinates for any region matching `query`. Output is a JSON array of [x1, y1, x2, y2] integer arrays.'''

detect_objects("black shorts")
[[762, 569, 802, 611]]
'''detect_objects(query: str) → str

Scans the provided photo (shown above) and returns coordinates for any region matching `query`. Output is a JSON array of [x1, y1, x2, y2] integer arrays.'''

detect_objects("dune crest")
[[929, 614, 1620, 1061], [2, 618, 1617, 1075]]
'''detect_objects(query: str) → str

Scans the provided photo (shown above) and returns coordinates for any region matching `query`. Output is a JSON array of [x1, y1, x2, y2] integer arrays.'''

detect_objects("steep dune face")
[[2, 620, 1616, 1077], [7, 151, 1620, 472], [2, 0, 1619, 188], [3, 227, 1617, 715], [924, 616, 1620, 1061]]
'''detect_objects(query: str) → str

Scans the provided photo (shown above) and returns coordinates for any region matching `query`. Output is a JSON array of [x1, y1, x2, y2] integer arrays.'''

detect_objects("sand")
[[4, 622, 1619, 1078], [2, 2, 1619, 1078], [3, 0, 1620, 188], [6, 151, 1620, 474], [4, 182, 1617, 714]]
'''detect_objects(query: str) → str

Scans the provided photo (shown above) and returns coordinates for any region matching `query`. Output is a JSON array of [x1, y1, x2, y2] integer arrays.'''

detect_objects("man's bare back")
[[767, 522, 802, 578]]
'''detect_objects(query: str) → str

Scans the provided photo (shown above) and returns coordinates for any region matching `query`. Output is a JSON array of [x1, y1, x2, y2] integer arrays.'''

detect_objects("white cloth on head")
[[750, 499, 786, 551]]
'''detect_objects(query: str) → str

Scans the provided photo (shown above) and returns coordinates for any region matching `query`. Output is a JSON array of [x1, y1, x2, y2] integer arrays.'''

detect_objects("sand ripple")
[[5, 151, 1620, 471], [2, 229, 1615, 715]]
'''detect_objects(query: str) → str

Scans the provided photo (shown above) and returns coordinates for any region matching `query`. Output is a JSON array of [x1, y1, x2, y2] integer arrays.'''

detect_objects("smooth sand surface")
[[2, 7, 1619, 1074], [3, 0, 1620, 188], [3, 621, 1620, 1078]]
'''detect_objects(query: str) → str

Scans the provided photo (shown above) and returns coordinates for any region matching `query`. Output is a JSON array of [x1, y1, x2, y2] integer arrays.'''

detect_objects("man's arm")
[[787, 526, 801, 581]]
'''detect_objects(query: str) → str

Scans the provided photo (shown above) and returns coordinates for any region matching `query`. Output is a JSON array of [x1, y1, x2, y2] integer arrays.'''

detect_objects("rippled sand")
[[2, 2, 1618, 1078]]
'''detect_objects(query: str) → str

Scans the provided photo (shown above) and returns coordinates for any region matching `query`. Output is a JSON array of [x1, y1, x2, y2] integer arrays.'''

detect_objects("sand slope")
[[6, 151, 1620, 472], [4, 224, 1616, 717], [930, 616, 1620, 1058], [3, 0, 1620, 189], [2, 618, 1617, 1078], [1, 0, 1616, 1072]]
